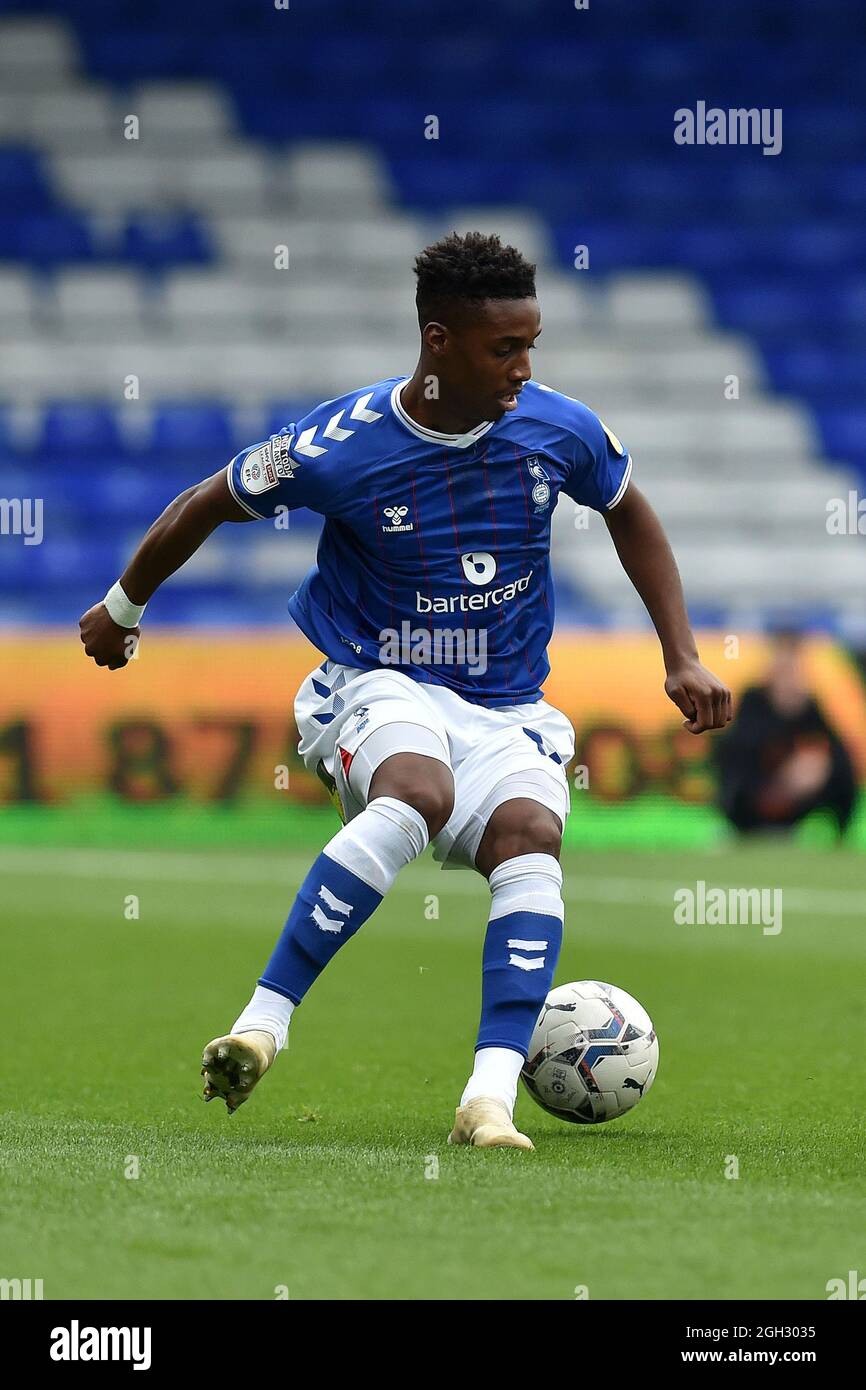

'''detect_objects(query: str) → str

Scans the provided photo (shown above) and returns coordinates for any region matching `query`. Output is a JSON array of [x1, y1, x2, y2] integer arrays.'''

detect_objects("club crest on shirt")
[[525, 456, 551, 513]]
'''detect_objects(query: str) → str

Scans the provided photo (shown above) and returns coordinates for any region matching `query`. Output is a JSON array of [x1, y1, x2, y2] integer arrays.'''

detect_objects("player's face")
[[448, 298, 542, 420]]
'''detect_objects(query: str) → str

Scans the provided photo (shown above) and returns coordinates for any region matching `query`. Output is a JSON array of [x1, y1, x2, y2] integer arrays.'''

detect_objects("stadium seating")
[[0, 0, 863, 631]]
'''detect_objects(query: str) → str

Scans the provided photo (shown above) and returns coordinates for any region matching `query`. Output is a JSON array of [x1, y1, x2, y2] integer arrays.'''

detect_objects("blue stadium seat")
[[712, 283, 823, 335], [817, 409, 866, 467], [763, 347, 866, 403], [80, 29, 202, 81], [550, 223, 672, 272], [15, 213, 95, 265], [151, 404, 235, 456], [39, 403, 122, 458], [121, 216, 212, 269], [0, 149, 54, 212]]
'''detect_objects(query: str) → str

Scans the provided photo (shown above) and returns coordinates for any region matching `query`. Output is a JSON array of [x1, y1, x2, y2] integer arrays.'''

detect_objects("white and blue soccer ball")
[[521, 981, 659, 1124]]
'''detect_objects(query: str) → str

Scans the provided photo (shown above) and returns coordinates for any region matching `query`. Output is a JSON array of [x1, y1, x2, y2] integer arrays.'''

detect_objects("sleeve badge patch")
[[270, 433, 297, 479], [240, 444, 278, 494]]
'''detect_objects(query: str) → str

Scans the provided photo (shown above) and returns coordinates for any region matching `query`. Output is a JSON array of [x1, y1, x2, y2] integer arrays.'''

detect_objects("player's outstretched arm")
[[603, 483, 732, 734], [79, 468, 254, 670]]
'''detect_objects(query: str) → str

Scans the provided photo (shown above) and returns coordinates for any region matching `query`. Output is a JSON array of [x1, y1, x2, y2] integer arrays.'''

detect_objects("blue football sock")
[[475, 853, 564, 1057], [259, 849, 383, 1004], [258, 796, 428, 1005]]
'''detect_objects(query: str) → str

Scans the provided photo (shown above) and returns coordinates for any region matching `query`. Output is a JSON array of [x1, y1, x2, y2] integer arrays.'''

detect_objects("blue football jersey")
[[226, 377, 632, 707]]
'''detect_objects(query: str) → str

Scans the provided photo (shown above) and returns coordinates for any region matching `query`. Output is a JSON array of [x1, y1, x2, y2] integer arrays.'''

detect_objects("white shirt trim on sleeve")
[[605, 455, 633, 510], [225, 460, 266, 519]]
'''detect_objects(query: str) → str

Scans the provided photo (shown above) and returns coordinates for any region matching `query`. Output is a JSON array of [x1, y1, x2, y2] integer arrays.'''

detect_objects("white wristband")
[[103, 580, 147, 628]]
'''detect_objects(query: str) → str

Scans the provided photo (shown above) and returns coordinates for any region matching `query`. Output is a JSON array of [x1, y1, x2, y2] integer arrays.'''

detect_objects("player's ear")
[[422, 321, 448, 355]]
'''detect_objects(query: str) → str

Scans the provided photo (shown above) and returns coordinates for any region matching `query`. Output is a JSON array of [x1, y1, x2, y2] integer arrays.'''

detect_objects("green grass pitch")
[[1, 838, 864, 1301]]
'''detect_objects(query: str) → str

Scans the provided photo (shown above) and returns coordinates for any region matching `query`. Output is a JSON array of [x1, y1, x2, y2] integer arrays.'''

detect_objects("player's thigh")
[[294, 661, 453, 825], [431, 707, 574, 871]]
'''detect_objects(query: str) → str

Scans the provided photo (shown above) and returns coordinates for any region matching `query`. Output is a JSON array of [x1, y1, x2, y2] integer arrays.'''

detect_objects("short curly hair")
[[413, 231, 537, 328]]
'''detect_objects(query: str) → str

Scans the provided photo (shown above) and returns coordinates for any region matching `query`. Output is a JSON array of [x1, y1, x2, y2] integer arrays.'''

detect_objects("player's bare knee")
[[369, 754, 454, 838], [414, 781, 455, 838], [476, 801, 562, 877], [390, 777, 454, 838]]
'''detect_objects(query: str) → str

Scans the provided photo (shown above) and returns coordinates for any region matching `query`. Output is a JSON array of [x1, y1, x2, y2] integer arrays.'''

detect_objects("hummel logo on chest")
[[382, 505, 413, 533]]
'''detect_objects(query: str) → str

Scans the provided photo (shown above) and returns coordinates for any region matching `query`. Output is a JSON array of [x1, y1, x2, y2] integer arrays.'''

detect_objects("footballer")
[[79, 232, 732, 1149]]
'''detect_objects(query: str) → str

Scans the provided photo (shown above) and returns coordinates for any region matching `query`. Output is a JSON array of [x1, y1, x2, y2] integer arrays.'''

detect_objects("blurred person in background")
[[715, 631, 857, 839]]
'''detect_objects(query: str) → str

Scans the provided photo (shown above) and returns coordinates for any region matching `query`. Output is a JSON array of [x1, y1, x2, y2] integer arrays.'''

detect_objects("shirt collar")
[[390, 378, 496, 449]]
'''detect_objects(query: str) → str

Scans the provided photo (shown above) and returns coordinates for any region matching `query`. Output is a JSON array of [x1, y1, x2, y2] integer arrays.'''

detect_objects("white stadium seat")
[[281, 143, 392, 208], [127, 83, 235, 143], [50, 147, 272, 213], [0, 86, 116, 143], [179, 150, 274, 210], [213, 214, 424, 279], [49, 150, 168, 210], [0, 18, 77, 88], [316, 217, 427, 273], [159, 271, 270, 334], [0, 94, 31, 140], [606, 273, 712, 331], [271, 280, 412, 335], [0, 270, 39, 338], [213, 216, 330, 268], [29, 87, 117, 147], [49, 269, 147, 339]]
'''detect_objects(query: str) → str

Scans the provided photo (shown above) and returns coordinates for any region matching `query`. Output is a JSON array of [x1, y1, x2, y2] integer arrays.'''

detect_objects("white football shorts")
[[294, 659, 575, 871]]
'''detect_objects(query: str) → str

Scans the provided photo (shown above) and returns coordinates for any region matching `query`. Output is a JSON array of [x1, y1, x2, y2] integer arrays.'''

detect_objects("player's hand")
[[664, 660, 732, 734], [78, 603, 140, 670]]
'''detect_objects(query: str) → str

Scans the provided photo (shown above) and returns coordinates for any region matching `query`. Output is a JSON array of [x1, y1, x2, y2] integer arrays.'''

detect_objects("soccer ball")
[[521, 981, 659, 1124]]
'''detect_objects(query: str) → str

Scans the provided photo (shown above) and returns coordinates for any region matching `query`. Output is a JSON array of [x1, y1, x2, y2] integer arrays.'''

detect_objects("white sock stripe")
[[506, 937, 548, 950], [310, 903, 344, 933], [508, 953, 546, 971], [318, 883, 353, 915]]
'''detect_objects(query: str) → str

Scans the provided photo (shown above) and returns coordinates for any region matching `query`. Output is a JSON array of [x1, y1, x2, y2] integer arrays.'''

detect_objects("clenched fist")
[[664, 659, 732, 734], [79, 603, 140, 670]]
